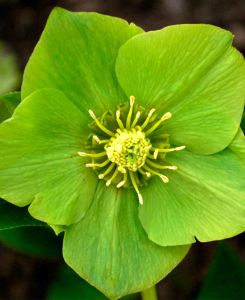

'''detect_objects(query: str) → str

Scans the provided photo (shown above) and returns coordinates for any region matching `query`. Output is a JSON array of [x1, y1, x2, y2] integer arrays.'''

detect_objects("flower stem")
[[141, 285, 158, 300]]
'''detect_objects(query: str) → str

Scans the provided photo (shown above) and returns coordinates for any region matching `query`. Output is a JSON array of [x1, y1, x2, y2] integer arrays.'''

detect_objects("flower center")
[[78, 96, 185, 204], [105, 129, 151, 172]]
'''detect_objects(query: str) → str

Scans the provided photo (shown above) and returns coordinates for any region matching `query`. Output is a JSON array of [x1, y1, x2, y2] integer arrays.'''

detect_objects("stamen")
[[141, 108, 156, 130], [92, 135, 109, 144], [106, 168, 119, 186], [129, 171, 143, 205], [151, 145, 186, 153], [143, 164, 169, 183], [86, 159, 110, 168], [88, 109, 114, 136], [138, 168, 151, 178], [116, 110, 125, 130], [146, 159, 177, 170], [126, 96, 135, 129], [98, 163, 115, 179], [78, 151, 107, 158], [145, 112, 172, 136], [131, 111, 141, 128]]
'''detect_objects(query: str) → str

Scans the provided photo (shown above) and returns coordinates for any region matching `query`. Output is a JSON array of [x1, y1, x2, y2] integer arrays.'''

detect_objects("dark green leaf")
[[198, 242, 245, 300]]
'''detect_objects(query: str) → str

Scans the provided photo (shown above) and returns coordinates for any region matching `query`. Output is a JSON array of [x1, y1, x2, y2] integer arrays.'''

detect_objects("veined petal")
[[63, 182, 190, 299], [22, 8, 143, 114], [0, 88, 97, 225], [139, 133, 245, 246], [116, 24, 245, 154]]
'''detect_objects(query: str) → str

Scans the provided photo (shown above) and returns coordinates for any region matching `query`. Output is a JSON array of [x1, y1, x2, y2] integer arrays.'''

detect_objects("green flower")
[[0, 7, 245, 299]]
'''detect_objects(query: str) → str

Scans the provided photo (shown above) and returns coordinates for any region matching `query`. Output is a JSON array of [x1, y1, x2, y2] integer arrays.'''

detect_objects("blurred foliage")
[[0, 42, 19, 95], [198, 242, 245, 300], [0, 226, 62, 258]]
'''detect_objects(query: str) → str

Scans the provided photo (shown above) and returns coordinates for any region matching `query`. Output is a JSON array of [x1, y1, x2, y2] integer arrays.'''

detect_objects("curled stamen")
[[93, 135, 109, 144], [145, 112, 172, 136], [143, 164, 169, 183], [89, 109, 114, 137], [98, 163, 115, 179], [131, 111, 141, 128], [151, 145, 186, 153], [129, 171, 143, 205], [106, 168, 119, 186], [146, 159, 177, 170], [86, 159, 110, 168], [116, 110, 125, 130], [78, 151, 107, 158], [126, 96, 135, 129], [141, 108, 156, 130]]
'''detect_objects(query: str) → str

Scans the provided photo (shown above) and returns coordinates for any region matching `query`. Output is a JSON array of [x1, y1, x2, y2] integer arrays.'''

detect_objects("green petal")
[[116, 24, 245, 154], [63, 183, 189, 299], [139, 135, 245, 246], [22, 8, 143, 114], [0, 88, 97, 225], [229, 128, 245, 160]]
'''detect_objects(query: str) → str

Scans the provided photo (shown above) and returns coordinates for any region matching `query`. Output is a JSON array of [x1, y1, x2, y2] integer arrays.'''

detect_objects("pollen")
[[78, 96, 185, 205]]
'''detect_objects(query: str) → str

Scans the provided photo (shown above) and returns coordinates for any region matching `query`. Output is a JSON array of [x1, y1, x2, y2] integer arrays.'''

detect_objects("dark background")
[[0, 0, 245, 299]]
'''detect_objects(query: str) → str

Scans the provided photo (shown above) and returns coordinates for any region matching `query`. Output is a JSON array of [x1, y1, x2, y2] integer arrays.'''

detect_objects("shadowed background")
[[0, 0, 245, 299]]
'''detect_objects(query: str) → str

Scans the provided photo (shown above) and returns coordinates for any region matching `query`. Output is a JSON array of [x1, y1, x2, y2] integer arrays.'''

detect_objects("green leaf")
[[116, 24, 245, 154], [139, 134, 245, 246], [0, 198, 44, 230], [0, 42, 20, 95], [0, 92, 20, 123], [63, 182, 190, 299], [0, 226, 62, 258], [198, 242, 245, 300], [0, 88, 97, 225], [22, 8, 143, 115]]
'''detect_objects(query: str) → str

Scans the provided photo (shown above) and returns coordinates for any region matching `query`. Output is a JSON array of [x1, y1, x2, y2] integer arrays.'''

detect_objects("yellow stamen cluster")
[[78, 96, 185, 205]]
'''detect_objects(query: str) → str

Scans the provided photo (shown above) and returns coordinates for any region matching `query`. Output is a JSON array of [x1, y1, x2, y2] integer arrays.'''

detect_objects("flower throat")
[[78, 96, 185, 204]]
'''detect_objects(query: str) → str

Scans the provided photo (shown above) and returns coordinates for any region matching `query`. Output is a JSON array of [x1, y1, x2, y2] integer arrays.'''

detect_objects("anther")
[[106, 168, 119, 186], [141, 108, 156, 130], [78, 151, 107, 158], [98, 163, 115, 179], [85, 159, 110, 168], [117, 180, 125, 188], [131, 111, 141, 128], [129, 171, 143, 205], [146, 159, 177, 171], [143, 164, 169, 183], [151, 145, 186, 153], [159, 174, 169, 183], [116, 110, 125, 130], [93, 135, 100, 143], [161, 112, 172, 121], [153, 149, 159, 159], [92, 135, 109, 144]]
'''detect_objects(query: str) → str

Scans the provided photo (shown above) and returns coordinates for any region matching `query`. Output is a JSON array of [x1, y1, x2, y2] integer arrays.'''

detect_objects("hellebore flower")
[[0, 7, 245, 299]]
